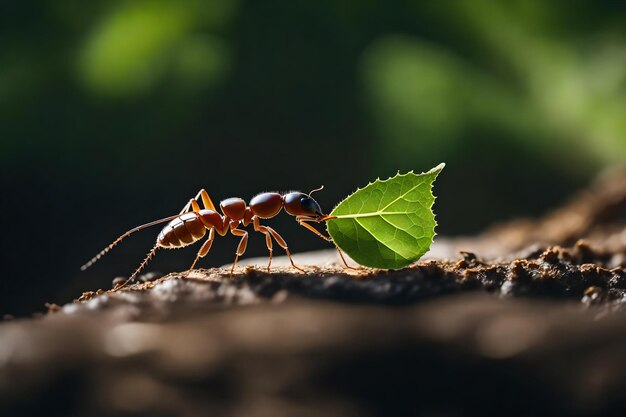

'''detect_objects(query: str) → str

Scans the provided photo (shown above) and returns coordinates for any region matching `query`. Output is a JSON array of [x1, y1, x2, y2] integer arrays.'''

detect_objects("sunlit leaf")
[[327, 163, 444, 269]]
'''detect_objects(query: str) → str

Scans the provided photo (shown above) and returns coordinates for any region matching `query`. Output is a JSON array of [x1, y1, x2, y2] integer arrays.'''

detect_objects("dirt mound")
[[0, 167, 625, 417]]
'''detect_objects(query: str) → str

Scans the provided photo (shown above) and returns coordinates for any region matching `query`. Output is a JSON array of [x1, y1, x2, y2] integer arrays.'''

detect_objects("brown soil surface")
[[0, 167, 625, 417]]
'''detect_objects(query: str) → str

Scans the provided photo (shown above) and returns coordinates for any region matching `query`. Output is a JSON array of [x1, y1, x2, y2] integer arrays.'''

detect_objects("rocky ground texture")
[[1, 168, 625, 417]]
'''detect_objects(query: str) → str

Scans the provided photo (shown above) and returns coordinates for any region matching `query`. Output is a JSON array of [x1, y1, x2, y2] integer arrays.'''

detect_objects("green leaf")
[[326, 163, 444, 269]]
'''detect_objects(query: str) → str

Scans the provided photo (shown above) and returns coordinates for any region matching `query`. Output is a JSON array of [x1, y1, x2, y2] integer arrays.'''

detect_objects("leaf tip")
[[429, 162, 446, 174]]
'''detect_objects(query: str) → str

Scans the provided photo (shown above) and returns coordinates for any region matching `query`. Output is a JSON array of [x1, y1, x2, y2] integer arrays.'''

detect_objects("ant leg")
[[199, 189, 217, 211], [296, 217, 357, 270], [253, 217, 304, 272], [335, 247, 356, 270], [179, 198, 201, 217], [263, 227, 274, 271], [179, 189, 217, 214], [251, 218, 274, 271], [266, 227, 304, 272], [179, 199, 192, 215], [297, 217, 332, 241], [183, 228, 215, 278], [229, 224, 248, 274]]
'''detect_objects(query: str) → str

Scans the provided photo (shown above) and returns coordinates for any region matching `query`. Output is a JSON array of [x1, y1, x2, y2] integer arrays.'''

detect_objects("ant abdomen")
[[157, 212, 206, 248]]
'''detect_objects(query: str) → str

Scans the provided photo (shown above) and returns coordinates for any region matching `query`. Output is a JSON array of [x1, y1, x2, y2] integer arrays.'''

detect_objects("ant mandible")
[[81, 187, 351, 291]]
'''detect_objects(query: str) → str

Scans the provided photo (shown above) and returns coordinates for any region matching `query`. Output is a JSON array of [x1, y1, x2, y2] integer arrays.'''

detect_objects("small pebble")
[[138, 272, 163, 282], [112, 277, 126, 287]]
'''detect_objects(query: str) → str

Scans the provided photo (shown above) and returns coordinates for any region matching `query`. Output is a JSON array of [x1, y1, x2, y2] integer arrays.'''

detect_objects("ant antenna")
[[308, 185, 324, 197], [80, 213, 180, 271]]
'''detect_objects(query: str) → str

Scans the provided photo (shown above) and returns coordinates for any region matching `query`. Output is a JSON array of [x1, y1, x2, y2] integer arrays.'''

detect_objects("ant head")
[[283, 186, 324, 218]]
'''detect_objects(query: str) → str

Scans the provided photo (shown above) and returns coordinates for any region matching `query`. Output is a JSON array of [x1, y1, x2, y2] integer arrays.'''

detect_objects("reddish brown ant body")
[[81, 187, 350, 291]]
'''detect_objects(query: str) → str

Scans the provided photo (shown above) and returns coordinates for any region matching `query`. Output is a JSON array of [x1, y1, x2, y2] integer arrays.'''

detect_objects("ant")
[[81, 187, 352, 291]]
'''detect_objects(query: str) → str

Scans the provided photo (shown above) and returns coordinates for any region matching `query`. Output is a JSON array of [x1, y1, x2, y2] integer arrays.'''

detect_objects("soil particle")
[[44, 303, 61, 314]]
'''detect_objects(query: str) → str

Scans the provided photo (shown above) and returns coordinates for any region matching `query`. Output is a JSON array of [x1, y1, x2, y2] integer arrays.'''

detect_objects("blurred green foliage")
[[4, 1, 625, 164], [3, 0, 624, 179], [362, 1, 626, 174], [79, 0, 233, 97]]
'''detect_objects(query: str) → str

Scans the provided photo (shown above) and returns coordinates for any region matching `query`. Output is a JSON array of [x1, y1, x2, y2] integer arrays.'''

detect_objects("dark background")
[[2, 0, 625, 316]]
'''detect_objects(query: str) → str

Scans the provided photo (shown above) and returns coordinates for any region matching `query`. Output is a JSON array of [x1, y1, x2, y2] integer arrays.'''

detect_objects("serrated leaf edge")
[[329, 162, 445, 219]]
